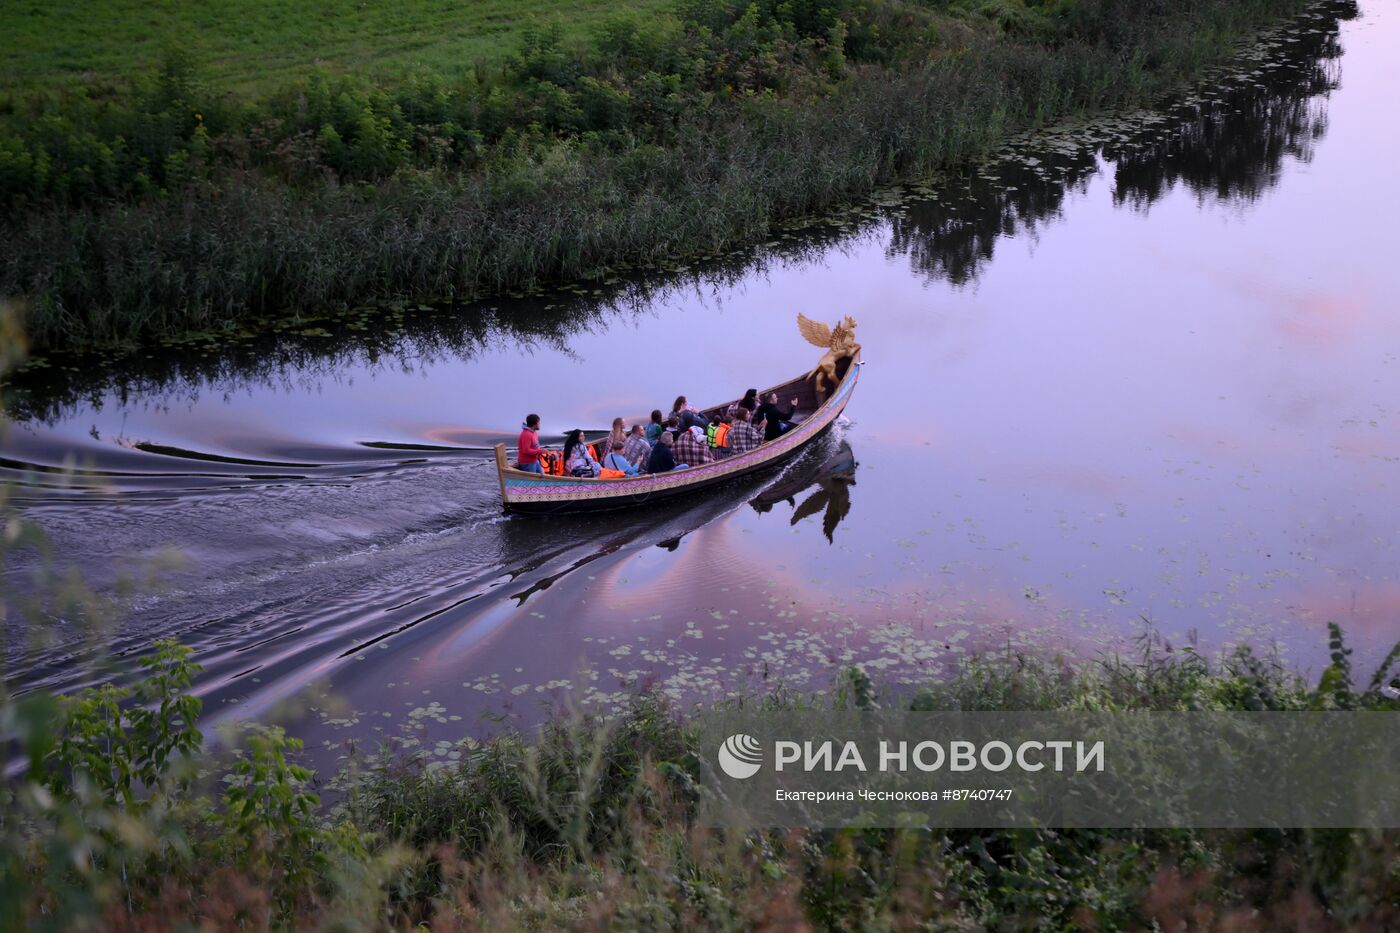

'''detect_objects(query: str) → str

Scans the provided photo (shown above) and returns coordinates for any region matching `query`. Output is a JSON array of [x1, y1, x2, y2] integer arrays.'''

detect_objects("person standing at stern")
[[516, 413, 544, 473]]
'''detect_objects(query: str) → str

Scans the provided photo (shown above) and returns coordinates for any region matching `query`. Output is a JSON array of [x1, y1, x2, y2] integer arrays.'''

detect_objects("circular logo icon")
[[718, 733, 763, 779]]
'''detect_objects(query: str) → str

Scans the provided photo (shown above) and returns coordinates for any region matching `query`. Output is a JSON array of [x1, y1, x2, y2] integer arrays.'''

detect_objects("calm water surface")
[[4, 1, 1396, 760]]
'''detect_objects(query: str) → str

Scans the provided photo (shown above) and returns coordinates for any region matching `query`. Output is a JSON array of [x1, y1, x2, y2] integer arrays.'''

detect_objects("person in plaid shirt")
[[725, 407, 765, 455], [622, 424, 652, 468], [672, 425, 712, 467]]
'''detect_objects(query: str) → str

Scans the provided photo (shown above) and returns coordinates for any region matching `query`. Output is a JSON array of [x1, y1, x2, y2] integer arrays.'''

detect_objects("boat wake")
[[3, 421, 856, 730]]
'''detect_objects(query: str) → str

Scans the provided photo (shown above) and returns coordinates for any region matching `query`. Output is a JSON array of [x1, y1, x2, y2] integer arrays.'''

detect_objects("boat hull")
[[495, 359, 862, 515]]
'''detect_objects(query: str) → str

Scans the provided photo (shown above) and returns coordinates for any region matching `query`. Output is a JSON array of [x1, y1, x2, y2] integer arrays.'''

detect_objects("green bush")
[[42, 639, 203, 810]]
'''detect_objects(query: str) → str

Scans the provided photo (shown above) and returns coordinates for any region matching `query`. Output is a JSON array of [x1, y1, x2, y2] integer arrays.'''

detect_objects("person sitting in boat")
[[564, 429, 602, 477], [646, 409, 666, 445], [602, 440, 641, 476], [673, 424, 712, 467], [516, 413, 544, 473], [623, 424, 652, 468], [706, 413, 733, 459], [671, 396, 709, 433], [726, 388, 759, 419], [647, 432, 688, 473], [726, 406, 765, 455], [756, 391, 799, 442], [600, 417, 626, 458]]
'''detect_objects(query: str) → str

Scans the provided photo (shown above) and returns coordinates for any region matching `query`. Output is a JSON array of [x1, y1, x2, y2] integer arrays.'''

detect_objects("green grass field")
[[0, 0, 672, 93]]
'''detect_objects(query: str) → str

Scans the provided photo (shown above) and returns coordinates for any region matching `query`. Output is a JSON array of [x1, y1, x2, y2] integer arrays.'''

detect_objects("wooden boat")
[[493, 316, 863, 515]]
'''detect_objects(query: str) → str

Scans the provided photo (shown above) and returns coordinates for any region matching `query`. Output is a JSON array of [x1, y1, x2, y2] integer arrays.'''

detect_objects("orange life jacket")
[[598, 468, 625, 479], [707, 422, 730, 448], [537, 449, 565, 476]]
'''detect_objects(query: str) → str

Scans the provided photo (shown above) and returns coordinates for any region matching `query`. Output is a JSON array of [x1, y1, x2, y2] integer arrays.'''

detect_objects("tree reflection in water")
[[1109, 2, 1352, 210], [888, 0, 1356, 287]]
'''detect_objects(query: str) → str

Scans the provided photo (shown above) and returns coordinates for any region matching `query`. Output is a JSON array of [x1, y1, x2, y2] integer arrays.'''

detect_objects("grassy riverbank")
[[1, 630, 1396, 929], [0, 0, 1327, 352], [0, 0, 672, 95]]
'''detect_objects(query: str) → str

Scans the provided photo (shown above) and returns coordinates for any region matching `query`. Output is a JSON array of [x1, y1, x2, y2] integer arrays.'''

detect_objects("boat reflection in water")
[[749, 440, 857, 543]]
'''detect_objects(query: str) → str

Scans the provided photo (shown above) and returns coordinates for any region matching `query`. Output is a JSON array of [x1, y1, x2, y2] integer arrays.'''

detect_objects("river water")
[[4, 1, 1396, 762]]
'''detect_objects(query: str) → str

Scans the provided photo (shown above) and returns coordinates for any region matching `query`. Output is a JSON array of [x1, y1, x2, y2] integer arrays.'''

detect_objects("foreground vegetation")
[[0, 632, 1395, 929], [0, 0, 1329, 350]]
